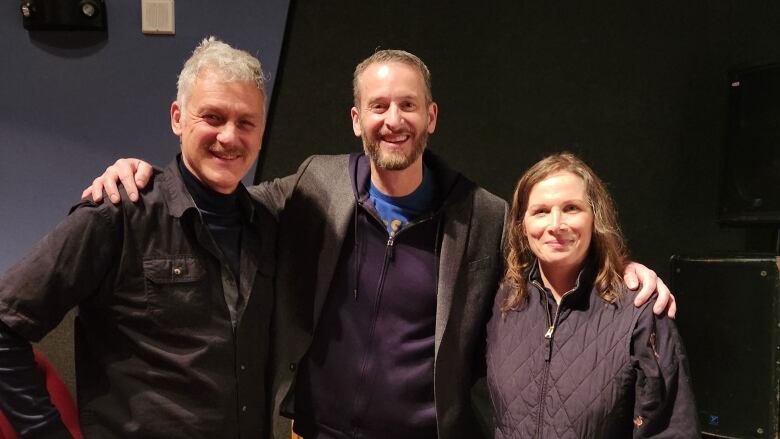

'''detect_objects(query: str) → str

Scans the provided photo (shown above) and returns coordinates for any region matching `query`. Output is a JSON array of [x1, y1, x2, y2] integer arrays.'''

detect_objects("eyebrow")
[[197, 105, 264, 119], [366, 92, 421, 102], [527, 198, 588, 208]]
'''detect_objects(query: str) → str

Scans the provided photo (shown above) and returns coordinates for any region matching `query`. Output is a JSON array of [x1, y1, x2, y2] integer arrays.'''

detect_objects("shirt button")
[[289, 363, 296, 372], [240, 364, 246, 371], [242, 405, 247, 412]]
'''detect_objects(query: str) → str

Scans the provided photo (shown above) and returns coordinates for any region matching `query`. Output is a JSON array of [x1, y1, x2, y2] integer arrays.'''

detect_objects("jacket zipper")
[[531, 280, 578, 439]]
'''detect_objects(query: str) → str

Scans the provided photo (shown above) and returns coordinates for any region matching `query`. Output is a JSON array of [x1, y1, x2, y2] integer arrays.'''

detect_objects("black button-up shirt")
[[0, 158, 276, 438]]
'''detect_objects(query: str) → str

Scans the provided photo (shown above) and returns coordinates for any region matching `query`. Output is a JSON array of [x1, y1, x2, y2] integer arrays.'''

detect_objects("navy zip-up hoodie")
[[293, 152, 468, 439]]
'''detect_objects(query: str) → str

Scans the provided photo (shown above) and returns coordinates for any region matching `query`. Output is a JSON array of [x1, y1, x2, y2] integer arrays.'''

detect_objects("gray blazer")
[[250, 153, 507, 438]]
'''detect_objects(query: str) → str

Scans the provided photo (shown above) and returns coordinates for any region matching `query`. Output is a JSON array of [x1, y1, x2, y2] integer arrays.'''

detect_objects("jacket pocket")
[[143, 256, 209, 328]]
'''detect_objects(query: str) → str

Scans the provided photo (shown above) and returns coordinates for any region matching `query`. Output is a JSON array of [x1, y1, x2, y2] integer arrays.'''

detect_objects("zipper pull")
[[544, 325, 555, 339], [386, 236, 395, 260]]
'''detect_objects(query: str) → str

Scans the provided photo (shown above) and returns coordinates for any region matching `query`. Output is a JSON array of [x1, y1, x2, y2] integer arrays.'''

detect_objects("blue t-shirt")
[[369, 165, 438, 236]]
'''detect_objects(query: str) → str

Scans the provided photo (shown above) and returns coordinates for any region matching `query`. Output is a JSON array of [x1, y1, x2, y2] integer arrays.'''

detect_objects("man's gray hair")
[[177, 36, 266, 109], [352, 49, 432, 106]]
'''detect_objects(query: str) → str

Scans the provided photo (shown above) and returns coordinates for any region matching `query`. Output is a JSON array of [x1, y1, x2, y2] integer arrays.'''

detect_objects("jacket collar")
[[528, 252, 597, 309]]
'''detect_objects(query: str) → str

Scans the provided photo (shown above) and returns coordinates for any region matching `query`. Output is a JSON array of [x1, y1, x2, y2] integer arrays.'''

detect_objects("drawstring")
[[353, 202, 361, 300]]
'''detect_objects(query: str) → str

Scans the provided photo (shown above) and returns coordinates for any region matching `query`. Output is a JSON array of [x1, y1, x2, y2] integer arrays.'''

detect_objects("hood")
[[347, 149, 476, 211]]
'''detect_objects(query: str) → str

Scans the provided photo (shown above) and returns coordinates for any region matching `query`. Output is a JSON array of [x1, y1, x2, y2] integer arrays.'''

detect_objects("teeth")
[[382, 135, 409, 143], [210, 150, 239, 160]]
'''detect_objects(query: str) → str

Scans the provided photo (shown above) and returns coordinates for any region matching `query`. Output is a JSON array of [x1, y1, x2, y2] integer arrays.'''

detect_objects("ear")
[[351, 106, 362, 137], [426, 101, 438, 134], [171, 101, 183, 136]]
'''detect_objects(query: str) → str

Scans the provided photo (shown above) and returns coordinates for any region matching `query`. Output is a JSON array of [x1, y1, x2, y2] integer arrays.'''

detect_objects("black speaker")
[[671, 255, 780, 438], [720, 64, 780, 225], [20, 0, 107, 31]]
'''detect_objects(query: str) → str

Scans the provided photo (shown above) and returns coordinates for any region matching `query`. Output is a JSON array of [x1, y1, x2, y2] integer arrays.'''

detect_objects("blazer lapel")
[[311, 159, 355, 328], [434, 191, 474, 356]]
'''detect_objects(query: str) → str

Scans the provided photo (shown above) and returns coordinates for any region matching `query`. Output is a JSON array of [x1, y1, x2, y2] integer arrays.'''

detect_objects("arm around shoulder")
[[247, 155, 327, 218], [631, 305, 700, 437]]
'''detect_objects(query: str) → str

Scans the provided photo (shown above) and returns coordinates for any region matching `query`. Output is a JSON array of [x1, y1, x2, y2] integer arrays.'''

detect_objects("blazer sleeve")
[[631, 306, 701, 438], [247, 156, 318, 219]]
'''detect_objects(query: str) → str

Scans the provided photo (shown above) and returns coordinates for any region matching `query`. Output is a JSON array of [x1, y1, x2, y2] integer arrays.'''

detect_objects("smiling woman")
[[485, 153, 699, 438], [522, 171, 594, 301]]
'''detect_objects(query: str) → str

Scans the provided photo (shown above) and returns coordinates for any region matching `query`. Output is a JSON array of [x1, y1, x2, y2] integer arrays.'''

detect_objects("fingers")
[[89, 176, 106, 203], [102, 164, 123, 204], [82, 158, 150, 205], [81, 186, 95, 202], [115, 158, 153, 201], [667, 293, 677, 319], [651, 278, 676, 318], [632, 276, 655, 308], [135, 161, 154, 190], [627, 262, 657, 307], [114, 159, 139, 202], [623, 269, 639, 290]]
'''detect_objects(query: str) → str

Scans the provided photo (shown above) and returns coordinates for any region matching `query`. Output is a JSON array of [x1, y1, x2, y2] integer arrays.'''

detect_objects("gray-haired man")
[[0, 37, 275, 438]]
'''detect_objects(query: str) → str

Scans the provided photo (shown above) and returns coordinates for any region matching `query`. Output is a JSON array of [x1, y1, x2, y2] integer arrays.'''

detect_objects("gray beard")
[[363, 131, 428, 171]]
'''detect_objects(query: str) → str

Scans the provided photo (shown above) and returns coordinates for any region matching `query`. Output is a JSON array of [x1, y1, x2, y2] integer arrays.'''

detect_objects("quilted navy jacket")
[[486, 262, 700, 438]]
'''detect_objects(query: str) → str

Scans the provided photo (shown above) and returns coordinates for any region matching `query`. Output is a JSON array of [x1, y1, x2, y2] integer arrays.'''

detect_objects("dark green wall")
[[260, 0, 780, 283]]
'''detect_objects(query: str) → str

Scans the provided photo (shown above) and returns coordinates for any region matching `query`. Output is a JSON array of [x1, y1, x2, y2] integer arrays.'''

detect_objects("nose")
[[385, 104, 405, 129], [549, 209, 567, 233], [217, 122, 238, 145]]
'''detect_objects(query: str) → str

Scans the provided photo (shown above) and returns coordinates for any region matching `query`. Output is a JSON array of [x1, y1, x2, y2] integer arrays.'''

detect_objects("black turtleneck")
[[178, 156, 242, 288]]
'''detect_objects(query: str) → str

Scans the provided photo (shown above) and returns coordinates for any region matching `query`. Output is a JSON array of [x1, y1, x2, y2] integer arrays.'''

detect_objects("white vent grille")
[[142, 0, 175, 35]]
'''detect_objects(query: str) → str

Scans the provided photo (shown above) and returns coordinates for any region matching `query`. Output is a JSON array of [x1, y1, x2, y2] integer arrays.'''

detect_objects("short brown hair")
[[352, 49, 432, 106], [502, 152, 629, 312]]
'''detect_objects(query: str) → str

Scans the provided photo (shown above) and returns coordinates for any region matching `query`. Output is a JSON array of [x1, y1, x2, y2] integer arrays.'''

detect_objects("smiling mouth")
[[380, 133, 411, 145], [209, 149, 241, 161], [544, 240, 572, 248]]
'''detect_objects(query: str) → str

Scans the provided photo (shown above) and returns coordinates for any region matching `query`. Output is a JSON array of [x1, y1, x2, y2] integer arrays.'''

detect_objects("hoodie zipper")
[[350, 202, 435, 434]]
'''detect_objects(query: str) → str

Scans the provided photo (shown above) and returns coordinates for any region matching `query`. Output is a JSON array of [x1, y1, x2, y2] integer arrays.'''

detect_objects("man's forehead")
[[360, 61, 421, 79], [371, 63, 395, 79], [357, 62, 426, 98]]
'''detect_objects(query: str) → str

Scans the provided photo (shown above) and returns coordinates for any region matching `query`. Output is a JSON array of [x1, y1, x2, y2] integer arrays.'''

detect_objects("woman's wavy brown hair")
[[502, 152, 629, 313]]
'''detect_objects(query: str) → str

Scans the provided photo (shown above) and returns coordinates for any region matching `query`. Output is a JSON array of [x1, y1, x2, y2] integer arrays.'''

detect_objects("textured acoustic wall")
[[261, 0, 780, 278]]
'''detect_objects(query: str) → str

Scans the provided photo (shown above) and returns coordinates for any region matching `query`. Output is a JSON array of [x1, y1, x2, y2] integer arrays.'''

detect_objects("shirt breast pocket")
[[143, 256, 209, 328]]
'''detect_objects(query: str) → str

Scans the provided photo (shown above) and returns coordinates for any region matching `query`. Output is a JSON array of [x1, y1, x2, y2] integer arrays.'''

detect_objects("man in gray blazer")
[[86, 49, 673, 439]]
